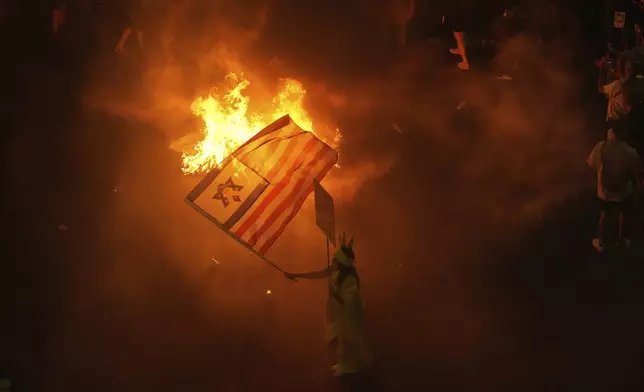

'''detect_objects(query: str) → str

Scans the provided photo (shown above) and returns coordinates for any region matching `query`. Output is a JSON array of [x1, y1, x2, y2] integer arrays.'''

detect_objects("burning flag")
[[186, 115, 338, 257], [175, 73, 338, 175]]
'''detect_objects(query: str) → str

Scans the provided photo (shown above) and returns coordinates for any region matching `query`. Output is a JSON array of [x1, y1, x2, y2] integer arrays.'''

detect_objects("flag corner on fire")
[[186, 115, 339, 258]]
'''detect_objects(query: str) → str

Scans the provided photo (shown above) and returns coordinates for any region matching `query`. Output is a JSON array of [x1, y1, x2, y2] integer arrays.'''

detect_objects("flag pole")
[[326, 236, 330, 269], [259, 253, 285, 273], [326, 236, 331, 288]]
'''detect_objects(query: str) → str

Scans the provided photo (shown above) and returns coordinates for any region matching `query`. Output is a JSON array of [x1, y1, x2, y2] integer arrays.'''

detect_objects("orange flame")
[[180, 73, 331, 175]]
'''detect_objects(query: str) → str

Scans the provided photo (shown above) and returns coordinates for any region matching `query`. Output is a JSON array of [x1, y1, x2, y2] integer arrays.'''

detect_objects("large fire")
[[180, 73, 331, 175]]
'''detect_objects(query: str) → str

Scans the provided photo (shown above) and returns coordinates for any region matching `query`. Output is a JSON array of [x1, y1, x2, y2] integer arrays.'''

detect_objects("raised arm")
[[285, 267, 331, 280]]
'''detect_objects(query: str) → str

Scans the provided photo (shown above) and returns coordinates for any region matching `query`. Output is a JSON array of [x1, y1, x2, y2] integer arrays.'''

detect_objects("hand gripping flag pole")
[[186, 115, 339, 272]]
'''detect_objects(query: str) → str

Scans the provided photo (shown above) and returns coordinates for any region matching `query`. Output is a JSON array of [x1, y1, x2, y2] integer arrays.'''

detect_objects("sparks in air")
[[180, 73, 334, 175]]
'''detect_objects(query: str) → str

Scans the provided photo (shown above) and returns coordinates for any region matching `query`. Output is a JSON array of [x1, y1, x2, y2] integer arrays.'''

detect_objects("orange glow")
[[180, 73, 334, 175]]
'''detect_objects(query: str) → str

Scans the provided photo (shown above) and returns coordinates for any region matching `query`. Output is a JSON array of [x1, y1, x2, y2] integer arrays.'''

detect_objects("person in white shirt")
[[587, 122, 642, 252]]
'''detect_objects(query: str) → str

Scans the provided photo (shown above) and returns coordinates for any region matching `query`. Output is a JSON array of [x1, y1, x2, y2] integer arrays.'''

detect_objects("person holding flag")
[[185, 114, 348, 372], [284, 233, 372, 377], [587, 121, 642, 251], [185, 115, 338, 259]]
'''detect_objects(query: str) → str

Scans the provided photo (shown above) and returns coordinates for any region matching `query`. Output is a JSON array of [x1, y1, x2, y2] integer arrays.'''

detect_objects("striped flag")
[[186, 115, 338, 256]]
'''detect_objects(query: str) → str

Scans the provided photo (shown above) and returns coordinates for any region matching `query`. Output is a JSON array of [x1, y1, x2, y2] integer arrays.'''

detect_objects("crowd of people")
[[384, 0, 644, 253], [591, 1, 644, 252]]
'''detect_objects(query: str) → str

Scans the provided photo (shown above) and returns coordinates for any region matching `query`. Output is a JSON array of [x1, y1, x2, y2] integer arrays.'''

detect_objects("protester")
[[444, 0, 522, 71], [599, 52, 634, 122], [587, 121, 642, 252], [284, 233, 372, 377]]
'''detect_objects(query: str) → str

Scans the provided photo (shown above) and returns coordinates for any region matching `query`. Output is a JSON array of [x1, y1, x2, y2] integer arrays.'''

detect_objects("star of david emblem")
[[212, 177, 244, 208]]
